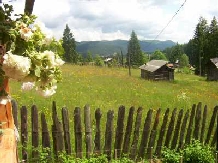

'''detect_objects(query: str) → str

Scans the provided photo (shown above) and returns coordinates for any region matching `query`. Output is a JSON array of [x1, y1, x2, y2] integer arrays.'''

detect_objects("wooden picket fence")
[[11, 100, 218, 162]]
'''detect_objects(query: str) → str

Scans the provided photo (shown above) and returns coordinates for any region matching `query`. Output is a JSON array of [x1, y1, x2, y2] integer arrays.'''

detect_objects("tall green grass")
[[9, 64, 218, 114]]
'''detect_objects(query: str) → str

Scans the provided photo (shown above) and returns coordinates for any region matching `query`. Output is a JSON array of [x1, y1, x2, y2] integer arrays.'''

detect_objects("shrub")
[[161, 147, 181, 163], [182, 140, 214, 163]]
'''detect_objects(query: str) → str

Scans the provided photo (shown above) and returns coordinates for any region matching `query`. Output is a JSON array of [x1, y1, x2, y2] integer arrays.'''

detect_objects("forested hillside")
[[76, 39, 176, 56]]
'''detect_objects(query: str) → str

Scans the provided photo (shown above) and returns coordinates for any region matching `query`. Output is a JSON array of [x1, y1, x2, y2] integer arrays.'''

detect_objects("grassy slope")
[[9, 64, 218, 116]]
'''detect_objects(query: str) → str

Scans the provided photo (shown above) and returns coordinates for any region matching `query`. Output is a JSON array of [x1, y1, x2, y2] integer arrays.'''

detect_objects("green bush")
[[161, 140, 215, 163], [182, 140, 214, 163], [161, 147, 181, 163]]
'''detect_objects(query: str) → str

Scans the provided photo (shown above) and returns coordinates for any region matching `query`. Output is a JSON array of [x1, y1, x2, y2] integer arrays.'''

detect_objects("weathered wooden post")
[[31, 105, 39, 161], [84, 105, 92, 158], [104, 110, 114, 161], [129, 107, 143, 161], [94, 108, 102, 154], [52, 101, 64, 158], [62, 107, 72, 155], [21, 106, 28, 162], [138, 109, 153, 160], [155, 108, 170, 157], [122, 106, 135, 155], [114, 105, 125, 158], [74, 107, 83, 158]]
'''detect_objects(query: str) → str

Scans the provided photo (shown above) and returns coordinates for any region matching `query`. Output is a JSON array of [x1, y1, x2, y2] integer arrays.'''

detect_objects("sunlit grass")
[[9, 64, 218, 114]]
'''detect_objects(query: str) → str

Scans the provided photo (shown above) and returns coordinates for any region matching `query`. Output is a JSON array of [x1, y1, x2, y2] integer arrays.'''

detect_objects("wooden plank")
[[129, 107, 143, 161], [205, 106, 218, 144], [52, 101, 64, 158], [94, 108, 102, 154], [147, 108, 161, 159], [104, 110, 114, 161], [74, 107, 83, 158], [211, 124, 217, 147], [164, 108, 177, 148], [194, 102, 202, 140], [171, 109, 183, 149], [41, 113, 51, 158], [21, 106, 28, 162], [185, 104, 196, 144], [137, 109, 153, 160], [122, 106, 135, 155], [200, 105, 207, 143], [114, 105, 125, 158], [155, 108, 170, 158], [177, 109, 189, 150], [11, 99, 18, 129], [84, 105, 92, 158], [31, 105, 39, 161], [62, 107, 72, 155]]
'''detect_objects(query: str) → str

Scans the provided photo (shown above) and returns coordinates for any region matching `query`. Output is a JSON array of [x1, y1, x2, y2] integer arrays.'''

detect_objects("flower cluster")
[[0, 4, 64, 97]]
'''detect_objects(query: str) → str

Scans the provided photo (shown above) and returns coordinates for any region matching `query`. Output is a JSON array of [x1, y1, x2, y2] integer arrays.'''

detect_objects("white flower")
[[2, 52, 31, 81], [20, 27, 33, 41], [42, 34, 53, 45], [55, 57, 65, 66], [21, 82, 35, 91], [36, 85, 57, 97]]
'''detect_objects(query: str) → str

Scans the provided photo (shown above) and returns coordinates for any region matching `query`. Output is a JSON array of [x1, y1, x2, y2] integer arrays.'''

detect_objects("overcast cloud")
[[8, 0, 218, 44]]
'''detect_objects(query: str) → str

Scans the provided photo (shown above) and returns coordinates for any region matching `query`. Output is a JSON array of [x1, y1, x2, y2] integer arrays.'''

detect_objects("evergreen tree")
[[62, 24, 78, 63], [126, 31, 143, 66], [193, 17, 208, 75]]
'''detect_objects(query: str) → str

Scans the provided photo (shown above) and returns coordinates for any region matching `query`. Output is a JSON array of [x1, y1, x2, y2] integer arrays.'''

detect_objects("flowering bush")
[[0, 4, 64, 97]]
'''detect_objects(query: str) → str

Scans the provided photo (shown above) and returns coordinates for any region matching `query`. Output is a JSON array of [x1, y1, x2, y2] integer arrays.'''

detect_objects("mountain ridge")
[[76, 39, 176, 56]]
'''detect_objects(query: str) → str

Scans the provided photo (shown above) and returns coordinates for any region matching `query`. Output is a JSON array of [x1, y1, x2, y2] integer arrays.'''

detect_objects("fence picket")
[[52, 101, 64, 159], [41, 112, 51, 156], [164, 108, 177, 148], [21, 106, 28, 162], [138, 109, 153, 160], [178, 109, 189, 150], [62, 107, 72, 155], [31, 105, 39, 161], [147, 108, 161, 159], [104, 110, 114, 160], [74, 107, 83, 158], [194, 102, 202, 140], [185, 104, 196, 144], [205, 106, 218, 144], [129, 107, 143, 161], [171, 109, 183, 149], [84, 105, 92, 158], [94, 108, 102, 154], [122, 106, 135, 155], [155, 108, 170, 158], [200, 105, 207, 142], [114, 105, 125, 158]]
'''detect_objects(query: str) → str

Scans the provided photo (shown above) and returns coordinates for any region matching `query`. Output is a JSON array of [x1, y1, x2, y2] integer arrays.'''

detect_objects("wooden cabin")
[[207, 58, 218, 81], [139, 60, 174, 81]]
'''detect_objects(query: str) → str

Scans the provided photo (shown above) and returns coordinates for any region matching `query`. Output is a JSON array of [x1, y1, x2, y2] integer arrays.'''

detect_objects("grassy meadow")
[[9, 64, 218, 117]]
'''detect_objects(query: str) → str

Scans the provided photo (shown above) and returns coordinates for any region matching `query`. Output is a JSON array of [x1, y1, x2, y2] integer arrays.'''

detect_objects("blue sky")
[[6, 0, 218, 44]]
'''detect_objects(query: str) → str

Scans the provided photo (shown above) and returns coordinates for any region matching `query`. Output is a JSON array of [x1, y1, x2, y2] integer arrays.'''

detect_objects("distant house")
[[207, 58, 218, 81], [139, 60, 174, 81]]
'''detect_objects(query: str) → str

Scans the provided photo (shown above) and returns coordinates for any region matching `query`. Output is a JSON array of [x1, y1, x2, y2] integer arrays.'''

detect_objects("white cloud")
[[8, 0, 218, 44]]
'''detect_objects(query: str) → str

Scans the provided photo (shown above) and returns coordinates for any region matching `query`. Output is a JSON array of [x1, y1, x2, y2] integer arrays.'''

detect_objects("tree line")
[[61, 16, 218, 74]]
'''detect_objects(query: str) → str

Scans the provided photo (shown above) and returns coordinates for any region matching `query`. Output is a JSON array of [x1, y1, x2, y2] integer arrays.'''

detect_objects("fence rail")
[[11, 100, 218, 162]]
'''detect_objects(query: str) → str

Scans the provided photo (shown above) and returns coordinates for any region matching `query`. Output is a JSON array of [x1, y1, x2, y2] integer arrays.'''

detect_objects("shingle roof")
[[139, 60, 168, 72], [210, 58, 218, 68]]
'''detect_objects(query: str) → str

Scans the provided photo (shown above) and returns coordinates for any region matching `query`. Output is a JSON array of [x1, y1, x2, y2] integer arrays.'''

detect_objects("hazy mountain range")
[[76, 39, 176, 56]]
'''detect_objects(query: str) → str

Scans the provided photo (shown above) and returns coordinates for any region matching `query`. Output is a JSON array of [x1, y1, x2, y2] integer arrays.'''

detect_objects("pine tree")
[[126, 31, 143, 66], [62, 24, 78, 63], [193, 17, 208, 75]]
